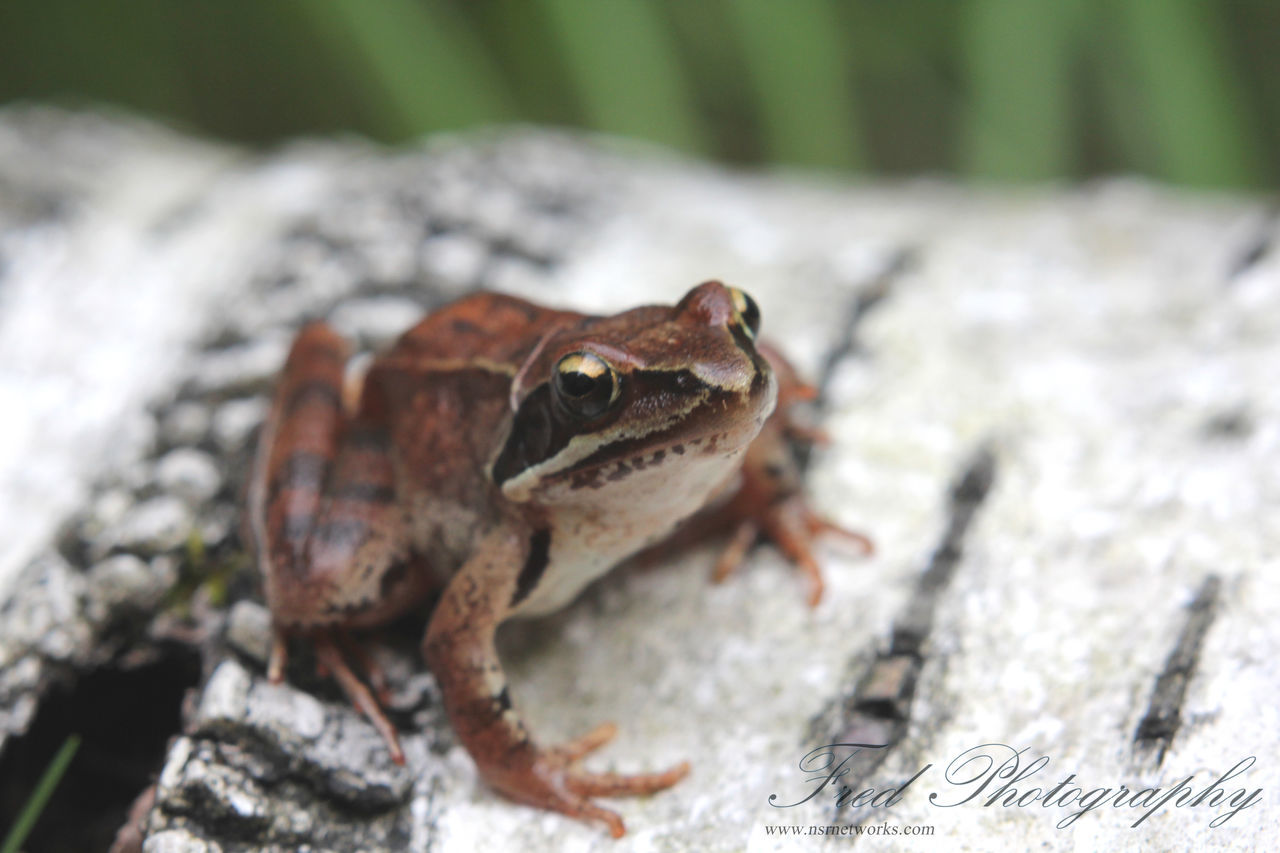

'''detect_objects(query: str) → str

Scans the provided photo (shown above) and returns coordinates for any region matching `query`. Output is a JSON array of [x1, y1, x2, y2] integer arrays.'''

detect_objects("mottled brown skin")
[[247, 281, 870, 837]]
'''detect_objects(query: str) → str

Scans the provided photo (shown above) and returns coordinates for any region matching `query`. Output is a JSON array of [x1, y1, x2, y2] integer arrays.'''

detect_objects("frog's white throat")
[[506, 440, 749, 618]]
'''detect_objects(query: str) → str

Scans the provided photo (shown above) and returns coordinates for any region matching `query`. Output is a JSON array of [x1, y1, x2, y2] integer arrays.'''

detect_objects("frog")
[[246, 281, 871, 837]]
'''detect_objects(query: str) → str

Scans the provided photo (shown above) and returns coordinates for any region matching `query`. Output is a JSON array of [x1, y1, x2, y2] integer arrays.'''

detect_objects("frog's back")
[[388, 291, 582, 365], [352, 293, 579, 565]]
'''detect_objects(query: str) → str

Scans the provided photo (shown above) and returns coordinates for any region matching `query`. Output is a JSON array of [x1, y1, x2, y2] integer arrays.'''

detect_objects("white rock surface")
[[0, 109, 1276, 851], [155, 448, 223, 506]]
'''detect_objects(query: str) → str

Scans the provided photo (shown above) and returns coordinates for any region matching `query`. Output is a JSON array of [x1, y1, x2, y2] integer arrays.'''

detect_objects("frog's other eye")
[[728, 287, 761, 339], [553, 352, 620, 419]]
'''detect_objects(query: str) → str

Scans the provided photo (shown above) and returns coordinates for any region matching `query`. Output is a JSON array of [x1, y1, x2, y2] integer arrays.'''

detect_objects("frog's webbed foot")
[[270, 626, 405, 765], [492, 723, 690, 838]]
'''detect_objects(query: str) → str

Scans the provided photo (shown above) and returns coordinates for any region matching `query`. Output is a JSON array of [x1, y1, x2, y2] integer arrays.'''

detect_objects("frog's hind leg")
[[250, 322, 351, 616], [249, 322, 413, 763]]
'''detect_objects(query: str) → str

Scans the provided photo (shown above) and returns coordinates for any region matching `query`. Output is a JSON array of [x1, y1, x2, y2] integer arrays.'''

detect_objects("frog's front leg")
[[423, 529, 690, 838]]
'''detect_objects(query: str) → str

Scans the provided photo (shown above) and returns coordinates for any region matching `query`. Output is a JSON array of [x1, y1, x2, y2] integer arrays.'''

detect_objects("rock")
[[0, 553, 92, 751], [142, 828, 223, 853], [159, 402, 212, 448], [194, 503, 236, 552], [210, 398, 269, 454], [155, 449, 223, 506], [327, 296, 424, 348], [153, 736, 412, 851], [0, 656, 41, 744], [157, 660, 419, 847], [90, 489, 136, 532], [418, 231, 488, 287], [101, 496, 193, 558], [196, 659, 328, 747], [85, 553, 174, 619], [0, 553, 88, 662], [192, 658, 426, 810], [189, 338, 289, 398], [224, 601, 271, 665]]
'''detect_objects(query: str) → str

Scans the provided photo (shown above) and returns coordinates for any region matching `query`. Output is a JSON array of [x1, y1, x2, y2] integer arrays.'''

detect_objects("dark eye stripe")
[[492, 369, 713, 487]]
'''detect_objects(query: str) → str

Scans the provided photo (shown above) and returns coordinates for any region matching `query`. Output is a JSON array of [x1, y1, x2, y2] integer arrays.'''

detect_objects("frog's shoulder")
[[388, 291, 585, 365]]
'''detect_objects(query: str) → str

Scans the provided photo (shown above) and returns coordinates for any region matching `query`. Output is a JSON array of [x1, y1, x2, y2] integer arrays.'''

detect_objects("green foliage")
[[0, 0, 1273, 188], [960, 0, 1079, 181], [165, 528, 248, 615], [541, 0, 710, 154], [726, 0, 864, 169], [0, 735, 81, 853]]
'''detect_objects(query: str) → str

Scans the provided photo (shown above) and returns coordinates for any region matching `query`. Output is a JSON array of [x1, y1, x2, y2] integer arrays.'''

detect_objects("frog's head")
[[494, 281, 777, 505]]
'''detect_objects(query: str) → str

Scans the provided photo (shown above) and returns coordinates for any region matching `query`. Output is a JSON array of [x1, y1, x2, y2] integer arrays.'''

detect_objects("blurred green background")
[[1, 0, 1275, 189]]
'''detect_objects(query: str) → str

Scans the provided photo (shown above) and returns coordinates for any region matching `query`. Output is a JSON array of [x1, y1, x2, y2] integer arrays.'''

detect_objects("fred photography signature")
[[770, 742, 1263, 830]]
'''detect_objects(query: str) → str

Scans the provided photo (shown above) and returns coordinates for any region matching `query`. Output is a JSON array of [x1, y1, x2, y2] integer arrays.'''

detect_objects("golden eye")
[[728, 287, 761, 338], [553, 352, 619, 419]]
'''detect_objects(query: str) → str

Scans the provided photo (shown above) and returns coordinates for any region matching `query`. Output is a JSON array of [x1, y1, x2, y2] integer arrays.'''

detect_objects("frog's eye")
[[728, 287, 761, 339], [553, 352, 619, 419]]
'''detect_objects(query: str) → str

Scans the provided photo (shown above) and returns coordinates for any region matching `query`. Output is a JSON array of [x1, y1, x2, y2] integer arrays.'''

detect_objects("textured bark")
[[0, 107, 1276, 851]]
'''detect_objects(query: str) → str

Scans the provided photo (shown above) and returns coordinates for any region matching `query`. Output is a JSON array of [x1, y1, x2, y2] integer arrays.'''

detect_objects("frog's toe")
[[551, 722, 689, 798], [564, 761, 691, 799], [556, 721, 617, 760], [313, 632, 405, 764], [718, 494, 873, 607], [506, 727, 690, 837]]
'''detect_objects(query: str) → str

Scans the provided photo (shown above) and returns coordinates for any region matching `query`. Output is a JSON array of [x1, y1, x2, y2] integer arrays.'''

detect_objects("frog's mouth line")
[[517, 383, 775, 497]]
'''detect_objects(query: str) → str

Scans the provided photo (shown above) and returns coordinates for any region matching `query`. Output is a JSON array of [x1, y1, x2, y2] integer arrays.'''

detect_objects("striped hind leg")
[[248, 322, 415, 763]]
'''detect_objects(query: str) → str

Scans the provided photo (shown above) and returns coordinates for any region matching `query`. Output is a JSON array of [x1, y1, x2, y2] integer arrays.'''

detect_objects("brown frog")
[[246, 281, 871, 836]]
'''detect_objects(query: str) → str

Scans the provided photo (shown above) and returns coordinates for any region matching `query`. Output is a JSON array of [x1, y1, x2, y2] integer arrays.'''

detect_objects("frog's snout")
[[676, 280, 759, 334]]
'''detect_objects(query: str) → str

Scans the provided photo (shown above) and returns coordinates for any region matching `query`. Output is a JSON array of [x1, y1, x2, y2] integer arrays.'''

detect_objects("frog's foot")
[[312, 630, 405, 765], [713, 495, 873, 607], [491, 723, 690, 838]]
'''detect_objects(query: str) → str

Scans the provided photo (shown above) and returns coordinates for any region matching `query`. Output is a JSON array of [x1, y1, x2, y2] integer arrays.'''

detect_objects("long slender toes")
[[315, 636, 405, 765], [712, 520, 758, 584], [763, 502, 827, 606], [340, 630, 394, 706], [560, 722, 618, 761], [808, 516, 875, 555], [777, 535, 824, 607], [267, 631, 288, 683], [799, 558, 825, 607], [567, 761, 691, 798], [576, 802, 626, 839], [785, 423, 829, 445]]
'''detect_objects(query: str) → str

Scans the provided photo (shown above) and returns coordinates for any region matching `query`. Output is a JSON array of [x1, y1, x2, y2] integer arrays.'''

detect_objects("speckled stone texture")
[[0, 108, 1276, 852]]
